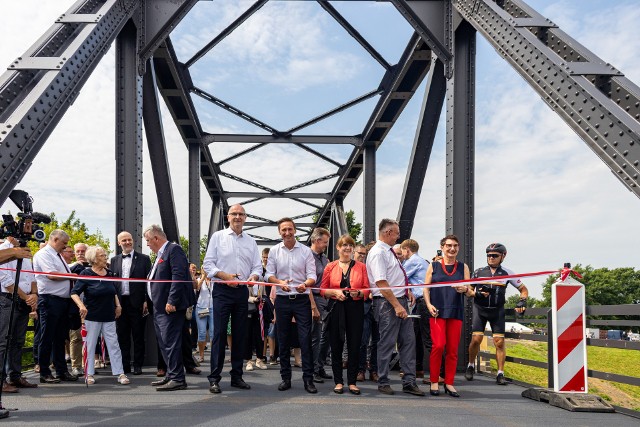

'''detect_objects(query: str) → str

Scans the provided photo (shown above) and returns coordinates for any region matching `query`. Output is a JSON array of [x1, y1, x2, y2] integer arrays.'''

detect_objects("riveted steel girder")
[[0, 0, 139, 204], [453, 0, 640, 198], [398, 55, 446, 241]]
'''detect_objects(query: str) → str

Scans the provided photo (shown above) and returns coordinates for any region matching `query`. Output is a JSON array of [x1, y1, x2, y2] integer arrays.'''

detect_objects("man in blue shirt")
[[401, 239, 430, 381]]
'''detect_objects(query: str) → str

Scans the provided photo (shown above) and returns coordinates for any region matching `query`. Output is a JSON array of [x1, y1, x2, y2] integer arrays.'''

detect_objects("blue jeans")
[[196, 305, 213, 342]]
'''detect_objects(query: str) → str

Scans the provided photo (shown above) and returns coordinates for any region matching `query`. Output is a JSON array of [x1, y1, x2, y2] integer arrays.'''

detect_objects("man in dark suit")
[[143, 225, 195, 391], [111, 231, 152, 375]]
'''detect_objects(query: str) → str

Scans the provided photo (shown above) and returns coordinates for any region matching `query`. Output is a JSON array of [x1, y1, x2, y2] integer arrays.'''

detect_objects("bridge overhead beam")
[[208, 197, 224, 239], [115, 19, 144, 252], [189, 142, 201, 265], [0, 0, 139, 204], [454, 0, 640, 198]]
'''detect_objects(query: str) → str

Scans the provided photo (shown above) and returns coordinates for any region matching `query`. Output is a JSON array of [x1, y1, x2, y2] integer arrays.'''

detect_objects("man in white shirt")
[[366, 219, 423, 396], [33, 229, 79, 383], [203, 204, 261, 394], [0, 237, 38, 392], [266, 217, 317, 394]]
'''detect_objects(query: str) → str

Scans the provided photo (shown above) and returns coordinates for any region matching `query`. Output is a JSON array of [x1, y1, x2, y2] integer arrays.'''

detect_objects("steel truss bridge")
[[2, 0, 640, 259]]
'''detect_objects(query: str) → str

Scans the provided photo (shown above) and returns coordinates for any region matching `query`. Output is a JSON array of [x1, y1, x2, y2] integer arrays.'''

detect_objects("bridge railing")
[[476, 304, 640, 390]]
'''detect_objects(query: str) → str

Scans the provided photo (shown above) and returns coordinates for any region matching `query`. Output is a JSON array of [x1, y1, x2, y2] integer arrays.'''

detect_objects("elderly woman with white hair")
[[71, 245, 129, 385]]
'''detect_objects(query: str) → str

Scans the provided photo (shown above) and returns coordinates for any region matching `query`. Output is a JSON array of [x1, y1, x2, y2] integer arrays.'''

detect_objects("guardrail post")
[[547, 309, 553, 389]]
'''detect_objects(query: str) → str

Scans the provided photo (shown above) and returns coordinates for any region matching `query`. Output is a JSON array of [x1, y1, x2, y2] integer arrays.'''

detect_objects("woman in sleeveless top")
[[423, 234, 473, 397]]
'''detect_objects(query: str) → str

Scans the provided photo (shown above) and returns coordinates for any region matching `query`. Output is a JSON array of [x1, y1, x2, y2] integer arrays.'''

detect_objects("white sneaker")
[[71, 367, 83, 376], [118, 374, 130, 385], [255, 359, 268, 370], [245, 361, 254, 371]]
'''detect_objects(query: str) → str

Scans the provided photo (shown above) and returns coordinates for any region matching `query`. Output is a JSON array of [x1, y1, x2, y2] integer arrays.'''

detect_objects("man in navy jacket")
[[143, 225, 195, 391]]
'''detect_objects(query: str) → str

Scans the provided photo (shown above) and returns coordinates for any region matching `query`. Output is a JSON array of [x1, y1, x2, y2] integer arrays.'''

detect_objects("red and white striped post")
[[551, 266, 588, 393]]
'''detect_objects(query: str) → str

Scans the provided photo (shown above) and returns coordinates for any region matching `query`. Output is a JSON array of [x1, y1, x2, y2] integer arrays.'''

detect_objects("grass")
[[483, 339, 640, 411]]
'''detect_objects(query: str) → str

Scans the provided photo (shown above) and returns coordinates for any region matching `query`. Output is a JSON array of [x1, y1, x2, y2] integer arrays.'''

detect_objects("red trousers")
[[429, 317, 463, 385]]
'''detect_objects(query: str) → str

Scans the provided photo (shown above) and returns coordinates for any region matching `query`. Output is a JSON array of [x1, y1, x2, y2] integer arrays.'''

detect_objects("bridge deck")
[[1, 361, 635, 426]]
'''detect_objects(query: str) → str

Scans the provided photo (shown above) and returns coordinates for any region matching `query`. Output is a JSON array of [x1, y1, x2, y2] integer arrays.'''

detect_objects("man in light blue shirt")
[[203, 204, 262, 394], [266, 217, 317, 393], [401, 239, 431, 381]]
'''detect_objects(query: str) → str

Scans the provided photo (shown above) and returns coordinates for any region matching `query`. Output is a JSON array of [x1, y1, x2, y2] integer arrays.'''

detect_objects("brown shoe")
[[8, 377, 38, 388], [369, 371, 379, 382], [342, 360, 348, 369], [416, 370, 424, 379], [156, 369, 166, 377], [356, 371, 365, 382], [2, 383, 18, 393]]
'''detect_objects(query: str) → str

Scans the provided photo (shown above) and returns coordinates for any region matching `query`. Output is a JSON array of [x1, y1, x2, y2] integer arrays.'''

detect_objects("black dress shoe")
[[278, 380, 291, 391], [444, 386, 460, 398], [156, 379, 187, 391], [39, 375, 61, 384], [403, 383, 425, 396], [230, 379, 251, 390], [133, 367, 143, 375], [304, 380, 317, 394], [58, 372, 78, 382], [209, 382, 221, 394], [312, 374, 324, 383], [186, 367, 202, 375], [318, 369, 332, 380], [151, 377, 170, 387], [429, 389, 440, 396], [378, 385, 394, 395]]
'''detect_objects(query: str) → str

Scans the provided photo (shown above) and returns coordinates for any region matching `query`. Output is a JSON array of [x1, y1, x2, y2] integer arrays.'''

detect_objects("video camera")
[[0, 190, 51, 246]]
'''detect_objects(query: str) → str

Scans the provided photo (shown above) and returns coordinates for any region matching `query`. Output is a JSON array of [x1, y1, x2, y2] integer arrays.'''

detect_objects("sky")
[[1, 0, 639, 299]]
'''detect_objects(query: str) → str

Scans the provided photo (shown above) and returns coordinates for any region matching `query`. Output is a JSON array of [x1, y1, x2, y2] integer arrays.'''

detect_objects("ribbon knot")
[[560, 267, 583, 281]]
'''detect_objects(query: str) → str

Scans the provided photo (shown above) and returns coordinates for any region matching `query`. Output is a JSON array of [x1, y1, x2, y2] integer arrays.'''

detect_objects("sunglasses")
[[487, 254, 502, 259]]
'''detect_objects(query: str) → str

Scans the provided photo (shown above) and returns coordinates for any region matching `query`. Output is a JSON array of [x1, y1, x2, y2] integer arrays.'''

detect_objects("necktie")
[[390, 248, 409, 295], [58, 253, 73, 291]]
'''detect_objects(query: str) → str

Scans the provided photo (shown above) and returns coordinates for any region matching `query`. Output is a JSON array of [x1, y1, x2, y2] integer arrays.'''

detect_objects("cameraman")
[[0, 237, 38, 392], [33, 229, 79, 383], [465, 243, 528, 385]]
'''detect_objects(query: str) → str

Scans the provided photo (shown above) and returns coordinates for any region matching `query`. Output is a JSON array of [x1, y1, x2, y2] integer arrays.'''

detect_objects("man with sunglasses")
[[465, 243, 528, 385]]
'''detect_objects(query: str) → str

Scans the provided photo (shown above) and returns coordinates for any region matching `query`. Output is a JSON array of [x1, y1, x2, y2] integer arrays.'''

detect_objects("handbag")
[[197, 307, 210, 318], [185, 306, 194, 320], [248, 301, 258, 314]]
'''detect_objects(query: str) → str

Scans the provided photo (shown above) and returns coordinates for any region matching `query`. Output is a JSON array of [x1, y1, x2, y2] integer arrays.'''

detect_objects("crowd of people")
[[0, 204, 529, 398]]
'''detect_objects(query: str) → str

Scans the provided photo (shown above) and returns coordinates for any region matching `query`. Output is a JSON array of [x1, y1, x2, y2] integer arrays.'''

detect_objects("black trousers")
[[153, 310, 186, 381], [157, 316, 197, 371], [329, 298, 364, 386], [413, 297, 432, 372], [244, 310, 264, 360], [37, 295, 70, 377], [116, 295, 147, 371], [207, 290, 248, 383], [275, 295, 313, 382]]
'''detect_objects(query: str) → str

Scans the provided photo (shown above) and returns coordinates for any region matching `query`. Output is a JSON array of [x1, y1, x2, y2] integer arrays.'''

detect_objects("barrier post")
[[551, 266, 588, 393]]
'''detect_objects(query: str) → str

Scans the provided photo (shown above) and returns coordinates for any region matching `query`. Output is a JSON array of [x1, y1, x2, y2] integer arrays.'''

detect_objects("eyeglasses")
[[228, 212, 246, 217], [487, 253, 502, 259]]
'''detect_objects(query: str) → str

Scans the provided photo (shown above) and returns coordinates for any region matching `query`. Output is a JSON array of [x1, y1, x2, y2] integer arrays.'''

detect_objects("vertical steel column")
[[144, 58, 180, 243], [207, 197, 224, 239], [446, 20, 476, 371], [362, 144, 376, 244], [189, 142, 201, 265], [115, 20, 143, 252]]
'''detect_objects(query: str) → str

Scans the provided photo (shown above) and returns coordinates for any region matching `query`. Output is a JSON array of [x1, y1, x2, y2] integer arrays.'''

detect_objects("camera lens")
[[33, 229, 46, 242]]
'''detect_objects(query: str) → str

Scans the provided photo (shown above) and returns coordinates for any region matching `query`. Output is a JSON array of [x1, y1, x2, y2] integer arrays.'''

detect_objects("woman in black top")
[[71, 246, 129, 386]]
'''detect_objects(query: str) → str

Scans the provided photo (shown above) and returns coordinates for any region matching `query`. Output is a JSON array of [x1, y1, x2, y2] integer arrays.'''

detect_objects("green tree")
[[179, 235, 209, 265], [505, 294, 542, 309], [345, 210, 362, 243], [541, 264, 640, 307], [26, 211, 110, 254]]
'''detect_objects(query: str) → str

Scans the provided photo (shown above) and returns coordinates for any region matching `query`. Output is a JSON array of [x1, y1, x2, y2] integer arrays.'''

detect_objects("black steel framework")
[[1, 0, 639, 275]]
